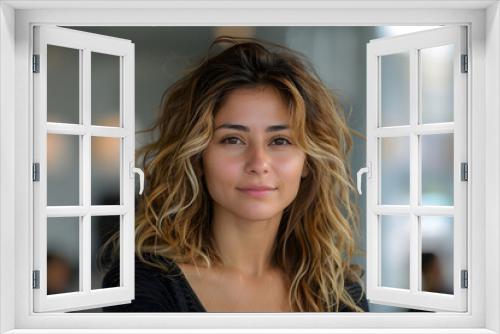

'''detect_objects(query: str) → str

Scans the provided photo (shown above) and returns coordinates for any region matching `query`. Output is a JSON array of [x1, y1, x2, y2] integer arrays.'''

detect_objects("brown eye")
[[221, 136, 244, 145], [272, 137, 291, 146]]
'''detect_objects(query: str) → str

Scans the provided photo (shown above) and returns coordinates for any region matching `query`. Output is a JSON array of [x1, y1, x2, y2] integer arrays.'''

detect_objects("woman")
[[101, 36, 368, 312]]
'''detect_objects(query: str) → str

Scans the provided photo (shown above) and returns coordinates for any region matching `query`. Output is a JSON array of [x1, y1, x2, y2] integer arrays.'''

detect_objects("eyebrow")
[[214, 124, 290, 132]]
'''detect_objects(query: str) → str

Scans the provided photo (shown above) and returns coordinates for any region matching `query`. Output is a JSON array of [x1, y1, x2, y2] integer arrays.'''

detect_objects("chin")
[[232, 206, 284, 222], [241, 215, 280, 222]]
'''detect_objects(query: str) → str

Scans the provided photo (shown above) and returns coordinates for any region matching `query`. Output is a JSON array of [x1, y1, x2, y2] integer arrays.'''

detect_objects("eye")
[[220, 136, 244, 145], [271, 137, 292, 146]]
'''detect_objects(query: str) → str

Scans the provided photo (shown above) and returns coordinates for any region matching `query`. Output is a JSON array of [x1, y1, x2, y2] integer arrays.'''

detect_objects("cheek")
[[278, 154, 306, 177], [276, 155, 306, 189], [202, 148, 240, 193]]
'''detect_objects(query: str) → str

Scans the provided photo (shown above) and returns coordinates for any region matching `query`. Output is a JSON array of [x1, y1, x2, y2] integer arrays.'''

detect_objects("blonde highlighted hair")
[[102, 36, 365, 312]]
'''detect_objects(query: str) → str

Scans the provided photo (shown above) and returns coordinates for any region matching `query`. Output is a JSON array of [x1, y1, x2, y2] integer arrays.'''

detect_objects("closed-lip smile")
[[236, 186, 277, 197], [237, 186, 277, 191]]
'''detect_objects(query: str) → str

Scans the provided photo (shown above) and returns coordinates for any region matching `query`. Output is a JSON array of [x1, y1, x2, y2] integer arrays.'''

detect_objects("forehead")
[[214, 86, 290, 125]]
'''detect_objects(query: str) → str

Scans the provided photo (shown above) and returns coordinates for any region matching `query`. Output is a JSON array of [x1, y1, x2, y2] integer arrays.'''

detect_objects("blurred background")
[[45, 25, 454, 312]]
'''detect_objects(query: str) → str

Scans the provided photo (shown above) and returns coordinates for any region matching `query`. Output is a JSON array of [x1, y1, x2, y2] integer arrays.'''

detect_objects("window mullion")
[[81, 48, 92, 294], [409, 47, 420, 294]]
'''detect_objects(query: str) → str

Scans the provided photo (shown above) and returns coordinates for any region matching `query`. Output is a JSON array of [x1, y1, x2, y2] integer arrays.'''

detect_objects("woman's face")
[[202, 86, 308, 222]]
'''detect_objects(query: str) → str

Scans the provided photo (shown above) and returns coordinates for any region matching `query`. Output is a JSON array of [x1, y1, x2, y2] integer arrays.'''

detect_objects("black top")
[[102, 254, 369, 312]]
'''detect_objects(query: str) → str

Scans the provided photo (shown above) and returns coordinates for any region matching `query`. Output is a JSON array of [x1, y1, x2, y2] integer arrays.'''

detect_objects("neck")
[[211, 207, 282, 278]]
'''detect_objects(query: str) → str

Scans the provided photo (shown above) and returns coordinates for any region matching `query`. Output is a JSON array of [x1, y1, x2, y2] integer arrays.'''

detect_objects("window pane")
[[421, 216, 454, 294], [47, 217, 80, 295], [420, 44, 454, 124], [91, 216, 120, 290], [380, 137, 410, 204], [47, 134, 80, 206], [91, 137, 121, 205], [381, 215, 410, 289], [421, 134, 454, 206], [47, 45, 80, 124], [380, 52, 410, 127], [91, 52, 120, 127]]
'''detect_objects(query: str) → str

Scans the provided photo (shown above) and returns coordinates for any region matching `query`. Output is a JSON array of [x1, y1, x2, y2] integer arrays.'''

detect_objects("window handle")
[[130, 162, 144, 195], [356, 162, 371, 195]]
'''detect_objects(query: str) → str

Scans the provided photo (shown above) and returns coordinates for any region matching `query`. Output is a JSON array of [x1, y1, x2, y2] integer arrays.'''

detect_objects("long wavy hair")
[[101, 36, 365, 312]]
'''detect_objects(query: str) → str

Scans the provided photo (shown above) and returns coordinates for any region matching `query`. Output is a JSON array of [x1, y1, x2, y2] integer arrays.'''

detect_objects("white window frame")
[[0, 1, 498, 333]]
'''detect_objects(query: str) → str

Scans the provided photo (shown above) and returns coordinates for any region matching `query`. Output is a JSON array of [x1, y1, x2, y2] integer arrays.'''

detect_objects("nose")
[[244, 144, 270, 175]]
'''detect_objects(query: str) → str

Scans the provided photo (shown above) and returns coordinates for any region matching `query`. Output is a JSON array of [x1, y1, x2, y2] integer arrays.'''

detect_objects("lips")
[[237, 186, 276, 191], [236, 185, 277, 197]]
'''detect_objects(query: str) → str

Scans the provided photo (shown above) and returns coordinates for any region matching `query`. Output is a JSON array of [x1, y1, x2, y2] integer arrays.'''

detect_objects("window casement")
[[359, 25, 468, 312], [32, 26, 140, 312], [1, 2, 498, 333]]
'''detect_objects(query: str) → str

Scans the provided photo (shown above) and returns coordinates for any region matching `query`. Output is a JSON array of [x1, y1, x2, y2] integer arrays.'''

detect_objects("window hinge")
[[32, 55, 40, 73], [461, 162, 468, 181], [461, 54, 468, 73], [32, 163, 40, 182], [461, 270, 468, 289], [33, 270, 40, 289]]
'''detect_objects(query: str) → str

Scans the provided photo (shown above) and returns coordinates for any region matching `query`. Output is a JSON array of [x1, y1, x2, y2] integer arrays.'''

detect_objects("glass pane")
[[47, 217, 80, 294], [91, 216, 120, 290], [380, 137, 410, 204], [381, 215, 410, 289], [421, 134, 454, 206], [47, 45, 80, 124], [421, 216, 454, 294], [47, 134, 80, 206], [380, 52, 410, 127], [91, 52, 120, 127], [91, 137, 121, 205], [420, 44, 454, 124]]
